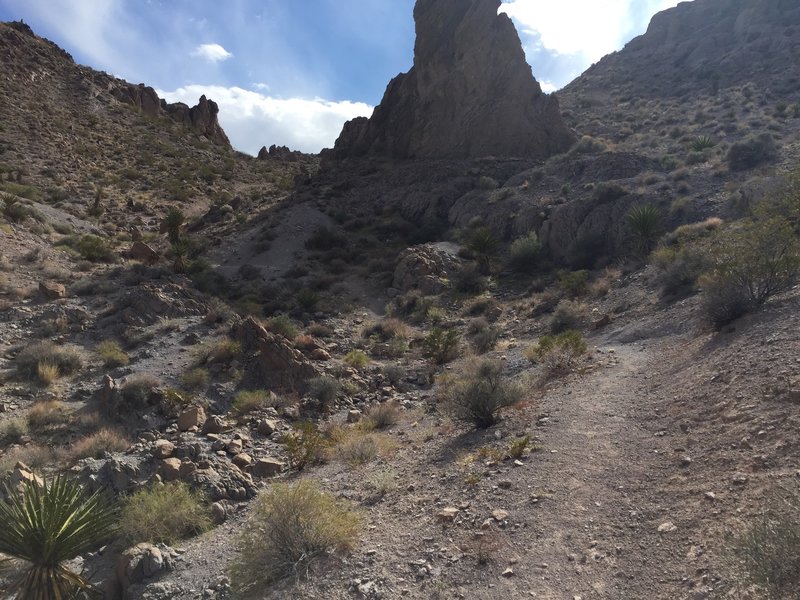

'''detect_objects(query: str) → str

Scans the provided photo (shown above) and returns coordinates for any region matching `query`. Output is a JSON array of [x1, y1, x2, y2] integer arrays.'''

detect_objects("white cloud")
[[191, 43, 233, 62], [157, 85, 373, 155], [500, 0, 682, 88]]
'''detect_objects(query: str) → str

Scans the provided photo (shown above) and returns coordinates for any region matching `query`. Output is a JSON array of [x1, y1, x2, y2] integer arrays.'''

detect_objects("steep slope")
[[331, 0, 574, 160]]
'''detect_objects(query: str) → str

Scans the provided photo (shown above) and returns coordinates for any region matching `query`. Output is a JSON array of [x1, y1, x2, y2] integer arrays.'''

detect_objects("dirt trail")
[[523, 338, 686, 599]]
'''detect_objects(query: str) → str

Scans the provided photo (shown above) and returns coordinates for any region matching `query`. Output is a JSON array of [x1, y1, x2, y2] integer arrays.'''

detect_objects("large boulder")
[[331, 0, 574, 160], [236, 317, 317, 391], [393, 243, 461, 295], [116, 543, 171, 598]]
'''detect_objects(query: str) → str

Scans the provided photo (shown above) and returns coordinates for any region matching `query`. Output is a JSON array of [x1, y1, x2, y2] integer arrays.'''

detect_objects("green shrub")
[[343, 349, 370, 369], [733, 487, 800, 599], [307, 376, 339, 409], [266, 314, 297, 340], [557, 270, 589, 297], [423, 328, 461, 364], [162, 207, 185, 244], [689, 136, 715, 151], [119, 374, 161, 407], [549, 299, 586, 334], [181, 367, 209, 391], [0, 417, 29, 444], [467, 318, 498, 354], [508, 232, 541, 273], [627, 204, 662, 254], [231, 389, 275, 418], [75, 234, 116, 262], [525, 330, 587, 378], [453, 265, 489, 294], [229, 481, 361, 591], [442, 359, 522, 428], [651, 246, 709, 297], [0, 476, 117, 599], [96, 340, 129, 368], [702, 217, 800, 327], [282, 422, 327, 471], [466, 227, 497, 274], [195, 338, 240, 364], [15, 342, 82, 383], [727, 133, 778, 171], [120, 482, 211, 545], [295, 288, 320, 312]]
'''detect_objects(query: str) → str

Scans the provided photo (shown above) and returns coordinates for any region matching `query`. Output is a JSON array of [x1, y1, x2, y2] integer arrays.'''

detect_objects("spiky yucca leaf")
[[627, 204, 662, 254], [0, 476, 117, 600]]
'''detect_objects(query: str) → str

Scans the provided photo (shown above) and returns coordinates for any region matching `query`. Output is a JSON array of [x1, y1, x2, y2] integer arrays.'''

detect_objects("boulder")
[[129, 241, 159, 265], [250, 457, 284, 478], [331, 0, 574, 160], [393, 243, 461, 295], [177, 406, 206, 431], [158, 458, 181, 481], [236, 316, 318, 391], [8, 462, 43, 491], [201, 415, 225, 435], [231, 453, 253, 469], [116, 543, 170, 595], [38, 281, 66, 300], [152, 440, 174, 459]]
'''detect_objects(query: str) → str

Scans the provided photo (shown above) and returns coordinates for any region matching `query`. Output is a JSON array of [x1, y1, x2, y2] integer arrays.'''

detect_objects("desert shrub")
[[423, 328, 461, 364], [229, 481, 361, 591], [305, 226, 346, 251], [68, 428, 130, 461], [364, 402, 400, 430], [525, 330, 587, 378], [453, 265, 489, 294], [195, 338, 240, 364], [181, 367, 209, 391], [467, 318, 499, 354], [507, 434, 532, 459], [0, 417, 29, 444], [282, 422, 327, 471], [75, 234, 116, 262], [627, 204, 662, 254], [231, 389, 274, 418], [733, 487, 800, 599], [15, 342, 82, 383], [549, 299, 586, 334], [727, 132, 778, 171], [367, 468, 397, 498], [0, 445, 53, 475], [120, 482, 211, 545], [119, 374, 161, 406], [307, 322, 334, 338], [96, 340, 129, 368], [442, 359, 522, 429], [27, 400, 70, 430], [0, 476, 117, 600], [569, 135, 607, 155], [701, 217, 800, 327], [335, 433, 381, 466], [477, 176, 498, 190], [557, 270, 589, 297], [162, 207, 185, 244], [266, 314, 297, 340], [307, 376, 340, 409], [593, 182, 629, 203], [651, 246, 710, 297], [295, 288, 320, 312], [362, 318, 409, 342], [508, 232, 541, 273], [343, 349, 370, 369], [383, 364, 404, 387]]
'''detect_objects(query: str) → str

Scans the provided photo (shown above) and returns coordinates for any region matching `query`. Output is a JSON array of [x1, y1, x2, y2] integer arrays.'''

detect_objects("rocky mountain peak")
[[331, 0, 575, 160]]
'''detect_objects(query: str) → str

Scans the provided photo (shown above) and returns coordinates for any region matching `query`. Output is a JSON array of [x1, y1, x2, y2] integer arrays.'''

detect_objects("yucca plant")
[[0, 476, 117, 599], [627, 204, 662, 255], [689, 135, 715, 152], [162, 207, 185, 244], [466, 227, 498, 274]]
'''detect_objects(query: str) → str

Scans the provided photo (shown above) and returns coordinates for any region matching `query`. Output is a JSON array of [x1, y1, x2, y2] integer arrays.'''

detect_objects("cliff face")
[[332, 0, 575, 160], [565, 0, 800, 99]]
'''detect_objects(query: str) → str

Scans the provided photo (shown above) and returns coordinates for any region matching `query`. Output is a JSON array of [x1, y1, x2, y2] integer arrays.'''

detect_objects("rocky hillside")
[[0, 1, 799, 599]]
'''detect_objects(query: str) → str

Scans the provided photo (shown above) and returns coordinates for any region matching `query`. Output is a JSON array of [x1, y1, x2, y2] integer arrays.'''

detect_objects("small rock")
[[658, 521, 677, 533], [258, 419, 278, 436], [347, 410, 363, 423], [38, 281, 66, 300], [232, 453, 253, 469], [177, 406, 206, 432], [492, 509, 509, 522], [226, 439, 243, 455], [152, 440, 175, 459], [202, 416, 225, 435], [159, 458, 181, 482], [437, 507, 459, 523], [250, 458, 284, 478], [501, 568, 514, 577]]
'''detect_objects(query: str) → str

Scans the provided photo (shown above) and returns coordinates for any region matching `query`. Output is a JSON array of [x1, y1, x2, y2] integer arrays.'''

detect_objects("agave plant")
[[466, 227, 498, 274], [0, 476, 117, 600]]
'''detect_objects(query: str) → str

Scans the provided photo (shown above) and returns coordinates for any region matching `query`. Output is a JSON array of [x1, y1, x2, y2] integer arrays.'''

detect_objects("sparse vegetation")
[[508, 232, 541, 273], [230, 481, 361, 591], [181, 367, 210, 391], [15, 342, 82, 384], [727, 132, 778, 171], [97, 340, 129, 368], [627, 203, 662, 254], [525, 330, 587, 378], [422, 328, 461, 364], [68, 428, 130, 460], [120, 482, 211, 545], [266, 314, 298, 340], [119, 373, 161, 407], [307, 376, 340, 409], [231, 389, 275, 418], [442, 359, 522, 428], [282, 422, 328, 471], [343, 349, 370, 369]]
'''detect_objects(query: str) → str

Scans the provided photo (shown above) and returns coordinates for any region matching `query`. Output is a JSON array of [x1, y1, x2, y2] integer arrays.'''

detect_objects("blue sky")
[[0, 0, 681, 154]]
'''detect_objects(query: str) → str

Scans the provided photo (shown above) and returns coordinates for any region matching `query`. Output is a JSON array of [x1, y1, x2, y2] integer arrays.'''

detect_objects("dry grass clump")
[[120, 482, 211, 545], [230, 389, 277, 419], [0, 418, 30, 444], [194, 338, 240, 364], [181, 367, 209, 391], [0, 445, 54, 475], [343, 349, 370, 369], [525, 330, 588, 379], [363, 402, 400, 430], [549, 300, 587, 334], [27, 400, 70, 430], [306, 376, 340, 410], [119, 374, 162, 407], [282, 422, 328, 471], [362, 318, 410, 341], [68, 428, 130, 461], [229, 481, 361, 591], [15, 341, 82, 384], [96, 340, 129, 368]]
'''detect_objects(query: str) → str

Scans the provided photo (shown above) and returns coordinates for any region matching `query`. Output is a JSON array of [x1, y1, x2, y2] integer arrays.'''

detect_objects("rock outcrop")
[[163, 95, 231, 148], [332, 0, 574, 160]]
